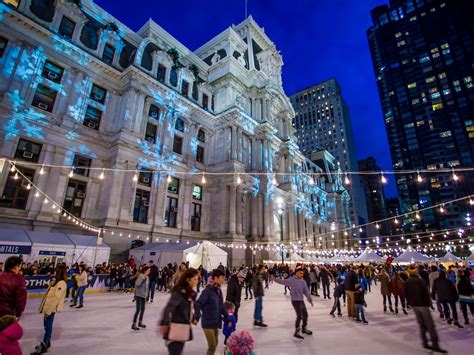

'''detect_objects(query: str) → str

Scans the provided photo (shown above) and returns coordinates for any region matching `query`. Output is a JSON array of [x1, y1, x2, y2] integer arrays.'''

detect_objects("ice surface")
[[19, 283, 471, 355]]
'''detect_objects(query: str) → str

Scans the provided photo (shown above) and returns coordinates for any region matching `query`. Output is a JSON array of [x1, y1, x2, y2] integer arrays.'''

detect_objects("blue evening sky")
[[95, 0, 396, 197]]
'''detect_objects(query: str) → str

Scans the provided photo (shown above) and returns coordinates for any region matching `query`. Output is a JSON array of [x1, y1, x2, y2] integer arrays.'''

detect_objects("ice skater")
[[274, 266, 313, 339]]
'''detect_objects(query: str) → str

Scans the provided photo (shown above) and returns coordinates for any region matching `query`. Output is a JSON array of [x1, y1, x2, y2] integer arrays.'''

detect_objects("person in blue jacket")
[[193, 269, 230, 355], [357, 269, 368, 293], [222, 301, 237, 345]]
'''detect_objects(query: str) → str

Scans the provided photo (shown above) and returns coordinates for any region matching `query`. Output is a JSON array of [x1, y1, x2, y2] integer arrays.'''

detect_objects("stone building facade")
[[0, 0, 351, 263]]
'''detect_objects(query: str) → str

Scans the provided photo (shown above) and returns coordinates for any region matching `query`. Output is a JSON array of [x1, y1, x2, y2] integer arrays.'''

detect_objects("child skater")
[[223, 301, 237, 345]]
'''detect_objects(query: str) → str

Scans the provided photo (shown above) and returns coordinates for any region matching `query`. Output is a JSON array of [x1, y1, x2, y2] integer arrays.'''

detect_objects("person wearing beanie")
[[405, 267, 447, 353], [225, 269, 246, 322], [330, 278, 344, 317], [274, 266, 313, 339]]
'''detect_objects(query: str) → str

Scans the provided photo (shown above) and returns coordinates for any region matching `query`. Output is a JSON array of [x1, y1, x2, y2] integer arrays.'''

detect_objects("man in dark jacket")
[[147, 260, 159, 302], [319, 267, 331, 299], [225, 269, 246, 322], [432, 270, 463, 328], [0, 256, 27, 319], [194, 269, 229, 355], [405, 267, 447, 354], [344, 267, 358, 318], [252, 265, 267, 327]]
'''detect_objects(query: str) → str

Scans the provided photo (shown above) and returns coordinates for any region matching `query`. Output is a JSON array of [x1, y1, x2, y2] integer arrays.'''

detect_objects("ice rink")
[[19, 283, 472, 355]]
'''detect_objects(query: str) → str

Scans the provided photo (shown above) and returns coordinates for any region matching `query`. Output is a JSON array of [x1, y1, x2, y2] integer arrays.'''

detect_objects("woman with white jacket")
[[32, 265, 67, 354], [70, 264, 88, 308]]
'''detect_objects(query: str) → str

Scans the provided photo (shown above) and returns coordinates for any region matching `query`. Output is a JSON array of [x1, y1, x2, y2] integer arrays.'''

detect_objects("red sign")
[[386, 256, 394, 266]]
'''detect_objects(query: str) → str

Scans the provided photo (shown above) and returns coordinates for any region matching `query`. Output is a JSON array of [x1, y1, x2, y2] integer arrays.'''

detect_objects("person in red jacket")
[[391, 272, 408, 315], [0, 257, 27, 319], [0, 315, 23, 355]]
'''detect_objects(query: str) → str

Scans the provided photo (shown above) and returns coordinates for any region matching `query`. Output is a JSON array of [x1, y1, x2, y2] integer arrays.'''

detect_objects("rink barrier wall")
[[25, 274, 109, 298]]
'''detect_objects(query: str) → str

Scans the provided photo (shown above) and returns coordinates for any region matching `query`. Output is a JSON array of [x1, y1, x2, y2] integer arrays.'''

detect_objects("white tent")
[[395, 248, 430, 263], [128, 241, 227, 270], [467, 253, 474, 262], [355, 247, 383, 262], [289, 253, 305, 263], [438, 251, 461, 263], [302, 255, 314, 263]]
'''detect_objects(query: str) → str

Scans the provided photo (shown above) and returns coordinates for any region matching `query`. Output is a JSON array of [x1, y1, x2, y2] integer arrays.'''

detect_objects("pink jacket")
[[0, 322, 23, 355]]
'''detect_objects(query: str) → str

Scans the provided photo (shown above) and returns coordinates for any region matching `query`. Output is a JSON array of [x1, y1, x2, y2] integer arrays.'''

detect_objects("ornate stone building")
[[0, 0, 351, 263]]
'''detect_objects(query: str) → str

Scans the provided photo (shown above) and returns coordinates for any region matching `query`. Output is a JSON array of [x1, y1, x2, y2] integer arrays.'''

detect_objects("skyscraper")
[[290, 79, 368, 230], [367, 0, 474, 232], [358, 157, 389, 235]]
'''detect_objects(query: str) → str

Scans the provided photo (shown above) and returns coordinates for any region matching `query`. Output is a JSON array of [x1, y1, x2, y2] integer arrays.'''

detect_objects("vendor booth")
[[395, 248, 431, 263], [128, 241, 228, 270], [438, 251, 462, 263], [355, 247, 383, 263], [0, 229, 110, 266]]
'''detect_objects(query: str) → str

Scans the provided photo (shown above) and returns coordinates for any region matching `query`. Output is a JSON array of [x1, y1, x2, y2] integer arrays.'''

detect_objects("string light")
[[272, 177, 278, 185], [39, 165, 45, 175], [133, 170, 138, 182], [99, 169, 105, 180], [416, 171, 423, 183], [376, 223, 380, 229], [167, 174, 172, 183], [452, 169, 459, 181], [10, 164, 16, 172], [381, 172, 387, 184], [68, 168, 74, 178], [439, 206, 444, 213], [201, 174, 206, 184], [35, 191, 40, 198], [13, 173, 19, 180], [26, 183, 31, 190], [344, 174, 350, 185], [236, 174, 242, 184], [309, 176, 315, 186]]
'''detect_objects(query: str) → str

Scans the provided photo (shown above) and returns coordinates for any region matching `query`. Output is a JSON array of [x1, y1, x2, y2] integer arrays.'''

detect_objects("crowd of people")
[[0, 254, 472, 355]]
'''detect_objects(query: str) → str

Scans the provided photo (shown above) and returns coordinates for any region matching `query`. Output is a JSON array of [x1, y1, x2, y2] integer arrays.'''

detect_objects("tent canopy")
[[289, 253, 305, 262], [129, 241, 227, 270], [395, 248, 430, 263], [0, 229, 30, 245], [27, 231, 75, 246], [355, 247, 383, 262], [438, 251, 461, 262]]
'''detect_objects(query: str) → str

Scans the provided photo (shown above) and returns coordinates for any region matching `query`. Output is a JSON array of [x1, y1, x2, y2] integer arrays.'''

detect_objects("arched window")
[[173, 118, 185, 155], [175, 117, 184, 132], [197, 129, 205, 143]]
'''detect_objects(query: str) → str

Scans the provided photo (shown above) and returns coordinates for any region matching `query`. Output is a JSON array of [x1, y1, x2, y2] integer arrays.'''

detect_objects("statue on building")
[[211, 51, 221, 65]]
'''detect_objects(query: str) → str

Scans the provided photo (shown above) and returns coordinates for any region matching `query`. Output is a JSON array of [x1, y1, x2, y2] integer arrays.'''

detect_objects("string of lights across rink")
[[7, 160, 474, 255]]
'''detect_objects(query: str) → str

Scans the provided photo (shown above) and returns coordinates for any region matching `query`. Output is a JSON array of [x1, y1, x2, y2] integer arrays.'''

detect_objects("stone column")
[[251, 195, 258, 239], [228, 185, 236, 234], [236, 186, 243, 235], [231, 126, 237, 160]]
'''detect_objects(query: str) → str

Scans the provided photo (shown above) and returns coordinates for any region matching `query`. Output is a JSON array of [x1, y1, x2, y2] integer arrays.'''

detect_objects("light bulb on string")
[[167, 174, 172, 183], [381, 172, 387, 184], [43, 198, 49, 204], [439, 206, 444, 213], [13, 173, 19, 180], [99, 169, 105, 180], [469, 198, 474, 206], [26, 183, 31, 190], [415, 213, 421, 220], [309, 176, 315, 186], [416, 171, 423, 183], [236, 174, 242, 184], [344, 174, 350, 185], [272, 177, 278, 185], [133, 170, 138, 182], [376, 223, 380, 229], [68, 168, 74, 178], [39, 165, 45, 175], [452, 169, 459, 181], [201, 174, 206, 184]]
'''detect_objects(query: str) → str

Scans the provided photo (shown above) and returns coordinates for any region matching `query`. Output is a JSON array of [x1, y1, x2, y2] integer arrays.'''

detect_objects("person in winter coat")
[[330, 278, 344, 317], [252, 265, 267, 327], [147, 260, 159, 302], [379, 269, 394, 313], [0, 315, 22, 355], [244, 269, 253, 300], [0, 257, 26, 320], [428, 265, 443, 315], [357, 269, 368, 293], [32, 265, 67, 354], [193, 269, 229, 355], [363, 266, 373, 292], [391, 272, 408, 315], [344, 267, 358, 318], [159, 268, 199, 355], [354, 283, 368, 325], [66, 264, 78, 299], [319, 267, 332, 299], [432, 270, 463, 328], [457, 269, 473, 325], [222, 302, 237, 345], [225, 269, 246, 322], [309, 267, 319, 296], [405, 267, 447, 354], [132, 266, 150, 331], [70, 264, 88, 309], [274, 266, 313, 339]]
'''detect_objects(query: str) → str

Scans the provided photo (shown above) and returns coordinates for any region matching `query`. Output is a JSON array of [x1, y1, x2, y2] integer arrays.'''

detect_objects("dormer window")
[[102, 43, 115, 65], [58, 16, 75, 39]]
